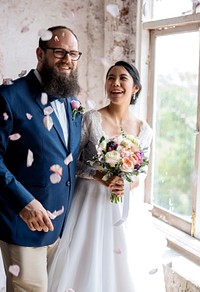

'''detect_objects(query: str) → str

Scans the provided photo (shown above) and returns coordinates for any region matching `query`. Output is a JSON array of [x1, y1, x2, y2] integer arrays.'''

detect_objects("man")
[[0, 26, 82, 291]]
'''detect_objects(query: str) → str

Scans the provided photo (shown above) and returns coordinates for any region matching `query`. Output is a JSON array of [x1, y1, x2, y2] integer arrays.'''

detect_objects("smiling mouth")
[[111, 90, 124, 94]]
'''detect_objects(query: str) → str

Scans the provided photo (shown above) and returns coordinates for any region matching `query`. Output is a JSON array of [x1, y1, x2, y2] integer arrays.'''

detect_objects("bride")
[[48, 61, 153, 292]]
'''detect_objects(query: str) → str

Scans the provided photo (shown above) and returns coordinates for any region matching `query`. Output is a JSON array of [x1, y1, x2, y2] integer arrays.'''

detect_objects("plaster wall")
[[0, 0, 137, 108]]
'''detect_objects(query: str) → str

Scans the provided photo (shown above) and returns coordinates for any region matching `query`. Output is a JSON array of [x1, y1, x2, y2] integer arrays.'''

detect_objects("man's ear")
[[36, 47, 44, 63]]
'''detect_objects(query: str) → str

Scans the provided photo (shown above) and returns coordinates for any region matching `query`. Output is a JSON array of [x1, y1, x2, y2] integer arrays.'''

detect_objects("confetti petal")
[[50, 164, 63, 176], [99, 57, 110, 67], [49, 173, 62, 184], [18, 70, 27, 77], [9, 133, 21, 141], [8, 264, 20, 277], [43, 115, 53, 131], [106, 4, 120, 17], [27, 149, 34, 167], [3, 78, 13, 85], [21, 26, 29, 33], [44, 106, 53, 116], [65, 289, 75, 292], [41, 92, 48, 105], [64, 153, 73, 165], [86, 99, 96, 110], [38, 29, 53, 41], [47, 206, 64, 219], [149, 268, 158, 275], [113, 248, 122, 254], [54, 35, 59, 42], [3, 112, 9, 120], [26, 113, 32, 120]]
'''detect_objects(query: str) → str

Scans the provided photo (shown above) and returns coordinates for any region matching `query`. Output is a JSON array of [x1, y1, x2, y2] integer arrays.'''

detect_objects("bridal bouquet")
[[88, 131, 149, 203]]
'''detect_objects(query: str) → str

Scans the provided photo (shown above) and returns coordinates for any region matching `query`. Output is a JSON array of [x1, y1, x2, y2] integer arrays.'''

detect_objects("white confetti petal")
[[27, 149, 34, 167], [50, 173, 62, 184], [3, 112, 9, 120], [44, 106, 53, 115], [3, 78, 13, 85], [26, 113, 32, 120], [64, 153, 73, 165], [38, 29, 53, 41], [43, 115, 53, 131], [106, 4, 120, 17], [18, 70, 27, 77], [47, 206, 64, 219], [66, 289, 75, 292], [8, 264, 20, 277], [9, 133, 21, 141], [99, 57, 110, 67], [41, 92, 48, 105], [86, 99, 96, 110]]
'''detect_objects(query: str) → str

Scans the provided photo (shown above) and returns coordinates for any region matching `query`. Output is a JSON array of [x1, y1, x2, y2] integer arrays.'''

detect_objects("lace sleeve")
[[76, 110, 98, 179]]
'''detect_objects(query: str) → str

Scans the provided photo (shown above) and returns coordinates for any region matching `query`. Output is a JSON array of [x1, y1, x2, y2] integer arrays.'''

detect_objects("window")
[[138, 0, 200, 240]]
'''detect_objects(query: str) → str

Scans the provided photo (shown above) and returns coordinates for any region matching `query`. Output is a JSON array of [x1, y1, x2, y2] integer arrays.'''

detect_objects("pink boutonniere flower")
[[70, 100, 84, 120]]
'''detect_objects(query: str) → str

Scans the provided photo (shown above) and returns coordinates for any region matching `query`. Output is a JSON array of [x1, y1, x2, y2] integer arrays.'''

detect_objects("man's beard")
[[39, 60, 80, 98]]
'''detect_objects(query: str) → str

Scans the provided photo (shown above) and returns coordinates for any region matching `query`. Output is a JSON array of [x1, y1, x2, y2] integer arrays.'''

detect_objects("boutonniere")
[[70, 100, 84, 120]]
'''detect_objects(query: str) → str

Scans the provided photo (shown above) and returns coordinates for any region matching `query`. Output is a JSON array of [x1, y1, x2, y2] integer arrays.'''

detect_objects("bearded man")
[[0, 26, 82, 292]]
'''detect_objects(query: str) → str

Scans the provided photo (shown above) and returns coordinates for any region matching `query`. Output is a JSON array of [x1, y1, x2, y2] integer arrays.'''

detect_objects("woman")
[[48, 61, 153, 292]]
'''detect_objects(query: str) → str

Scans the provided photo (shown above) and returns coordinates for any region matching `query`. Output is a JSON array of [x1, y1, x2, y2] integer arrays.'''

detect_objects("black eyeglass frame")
[[43, 47, 82, 61]]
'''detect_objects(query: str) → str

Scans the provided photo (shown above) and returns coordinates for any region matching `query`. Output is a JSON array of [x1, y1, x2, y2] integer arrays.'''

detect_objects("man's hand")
[[19, 199, 54, 232]]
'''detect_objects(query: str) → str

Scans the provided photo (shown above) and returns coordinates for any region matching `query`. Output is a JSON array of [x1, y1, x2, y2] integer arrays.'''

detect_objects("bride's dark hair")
[[106, 61, 142, 105]]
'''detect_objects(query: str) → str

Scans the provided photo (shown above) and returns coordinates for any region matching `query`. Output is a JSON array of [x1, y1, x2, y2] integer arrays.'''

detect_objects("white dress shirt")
[[34, 70, 68, 147]]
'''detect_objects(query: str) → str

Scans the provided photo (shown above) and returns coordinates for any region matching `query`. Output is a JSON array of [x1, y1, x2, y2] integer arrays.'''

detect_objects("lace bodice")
[[77, 109, 153, 178]]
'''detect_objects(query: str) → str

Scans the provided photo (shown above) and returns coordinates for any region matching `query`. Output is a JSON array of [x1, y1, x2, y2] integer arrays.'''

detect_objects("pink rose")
[[71, 100, 80, 110]]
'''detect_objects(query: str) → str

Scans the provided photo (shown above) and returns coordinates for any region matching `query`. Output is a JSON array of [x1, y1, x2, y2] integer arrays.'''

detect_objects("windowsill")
[[153, 217, 200, 288], [153, 217, 200, 265]]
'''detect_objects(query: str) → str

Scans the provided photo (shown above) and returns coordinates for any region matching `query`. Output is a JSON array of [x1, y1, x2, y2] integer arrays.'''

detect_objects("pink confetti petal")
[[54, 35, 59, 42], [38, 29, 53, 41], [47, 206, 64, 219], [27, 149, 34, 167], [43, 106, 53, 115], [41, 92, 48, 105], [3, 78, 13, 85], [64, 153, 73, 165], [8, 264, 20, 277], [26, 113, 32, 120], [9, 133, 21, 141], [113, 248, 122, 254], [50, 164, 63, 176], [18, 70, 27, 77], [3, 112, 9, 120], [43, 116, 53, 131], [50, 173, 62, 184], [21, 26, 29, 33]]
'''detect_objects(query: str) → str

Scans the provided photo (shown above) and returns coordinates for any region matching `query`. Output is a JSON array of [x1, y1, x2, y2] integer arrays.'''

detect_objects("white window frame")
[[136, 0, 200, 260]]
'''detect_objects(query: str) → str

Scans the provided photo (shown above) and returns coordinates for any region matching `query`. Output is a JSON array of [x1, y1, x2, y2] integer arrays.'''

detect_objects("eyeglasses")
[[44, 47, 82, 61]]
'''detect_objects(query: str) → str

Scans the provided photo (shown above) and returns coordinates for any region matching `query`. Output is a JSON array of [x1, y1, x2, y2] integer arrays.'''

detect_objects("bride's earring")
[[131, 93, 136, 104]]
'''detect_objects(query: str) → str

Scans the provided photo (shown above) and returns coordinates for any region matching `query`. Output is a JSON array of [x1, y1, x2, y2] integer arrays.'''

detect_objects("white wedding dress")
[[48, 110, 162, 292]]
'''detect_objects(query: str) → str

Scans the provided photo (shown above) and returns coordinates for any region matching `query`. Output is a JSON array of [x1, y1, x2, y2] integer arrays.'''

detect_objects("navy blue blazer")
[[0, 70, 82, 247]]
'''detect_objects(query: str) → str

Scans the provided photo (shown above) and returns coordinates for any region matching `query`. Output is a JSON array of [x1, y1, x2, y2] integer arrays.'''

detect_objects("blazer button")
[[66, 181, 71, 186]]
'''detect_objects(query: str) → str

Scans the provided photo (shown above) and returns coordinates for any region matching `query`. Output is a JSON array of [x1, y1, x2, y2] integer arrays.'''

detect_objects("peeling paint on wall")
[[0, 0, 137, 108]]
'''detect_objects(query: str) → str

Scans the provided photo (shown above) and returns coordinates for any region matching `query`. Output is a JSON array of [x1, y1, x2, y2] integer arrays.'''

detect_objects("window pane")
[[152, 31, 199, 221], [152, 0, 193, 20]]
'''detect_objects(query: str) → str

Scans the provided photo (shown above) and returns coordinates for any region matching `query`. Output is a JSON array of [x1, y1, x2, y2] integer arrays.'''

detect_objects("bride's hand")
[[93, 171, 124, 196]]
